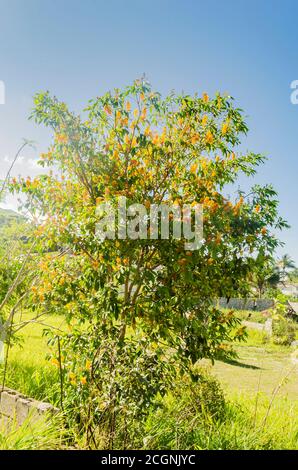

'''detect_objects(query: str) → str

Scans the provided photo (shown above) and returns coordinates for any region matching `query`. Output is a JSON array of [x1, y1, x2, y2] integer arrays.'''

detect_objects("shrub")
[[272, 319, 295, 345], [49, 329, 176, 449], [174, 366, 226, 420], [270, 295, 296, 345], [144, 391, 298, 450], [10, 80, 286, 448]]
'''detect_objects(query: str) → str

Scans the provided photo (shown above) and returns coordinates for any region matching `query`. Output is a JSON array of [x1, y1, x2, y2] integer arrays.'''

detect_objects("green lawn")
[[2, 315, 298, 403], [229, 309, 270, 324], [208, 330, 298, 400], [1, 315, 298, 449], [0, 312, 67, 404]]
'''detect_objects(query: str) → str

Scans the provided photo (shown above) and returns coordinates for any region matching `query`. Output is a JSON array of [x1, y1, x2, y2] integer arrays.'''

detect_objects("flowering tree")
[[10, 79, 286, 446]]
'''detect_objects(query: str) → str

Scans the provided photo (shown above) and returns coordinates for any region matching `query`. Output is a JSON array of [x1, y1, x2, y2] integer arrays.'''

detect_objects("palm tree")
[[289, 267, 298, 283], [252, 263, 281, 298], [277, 254, 296, 281], [249, 253, 282, 298]]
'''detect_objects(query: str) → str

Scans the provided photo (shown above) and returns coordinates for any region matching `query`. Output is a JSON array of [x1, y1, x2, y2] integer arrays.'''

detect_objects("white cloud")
[[0, 153, 44, 179]]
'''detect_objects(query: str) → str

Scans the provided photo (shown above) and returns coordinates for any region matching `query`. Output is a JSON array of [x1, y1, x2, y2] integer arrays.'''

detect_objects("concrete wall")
[[217, 298, 274, 311], [0, 387, 58, 426]]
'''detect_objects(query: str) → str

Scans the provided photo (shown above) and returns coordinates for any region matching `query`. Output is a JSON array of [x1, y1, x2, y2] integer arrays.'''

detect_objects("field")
[[212, 331, 298, 399], [0, 312, 66, 403], [2, 313, 298, 403], [1, 312, 298, 449]]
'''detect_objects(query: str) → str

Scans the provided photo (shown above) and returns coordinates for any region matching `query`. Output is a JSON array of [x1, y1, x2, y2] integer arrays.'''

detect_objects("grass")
[[3, 311, 297, 403], [208, 329, 298, 399], [0, 311, 67, 404], [144, 391, 298, 450], [1, 314, 298, 449], [224, 308, 270, 324], [0, 413, 64, 450], [144, 328, 298, 450]]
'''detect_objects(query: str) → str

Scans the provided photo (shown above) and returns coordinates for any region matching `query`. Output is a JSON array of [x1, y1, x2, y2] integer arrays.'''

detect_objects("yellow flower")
[[152, 134, 159, 145], [191, 133, 199, 144], [92, 260, 99, 270], [51, 358, 60, 368], [69, 372, 76, 380], [80, 376, 87, 385], [125, 101, 131, 112], [221, 122, 229, 135], [202, 92, 209, 103], [201, 115, 208, 126], [190, 163, 198, 174], [205, 130, 214, 144], [55, 133, 68, 144], [104, 105, 112, 115], [133, 109, 139, 118], [144, 126, 151, 137], [160, 132, 166, 144], [215, 233, 222, 245]]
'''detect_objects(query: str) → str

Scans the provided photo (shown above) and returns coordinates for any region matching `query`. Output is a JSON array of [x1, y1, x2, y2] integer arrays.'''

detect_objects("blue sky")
[[0, 0, 297, 262]]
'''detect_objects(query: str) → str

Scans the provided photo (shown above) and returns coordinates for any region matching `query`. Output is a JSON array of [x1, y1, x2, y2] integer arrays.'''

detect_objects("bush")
[[272, 319, 295, 346], [50, 329, 176, 449], [174, 366, 226, 420], [270, 295, 296, 346], [144, 390, 298, 450], [11, 81, 286, 449]]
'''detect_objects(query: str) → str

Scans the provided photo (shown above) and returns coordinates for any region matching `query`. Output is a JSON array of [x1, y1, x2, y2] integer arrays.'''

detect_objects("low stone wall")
[[243, 318, 273, 336], [0, 387, 58, 426]]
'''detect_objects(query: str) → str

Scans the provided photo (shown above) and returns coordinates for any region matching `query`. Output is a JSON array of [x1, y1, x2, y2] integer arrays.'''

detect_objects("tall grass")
[[0, 312, 65, 405], [0, 413, 64, 450], [143, 392, 298, 450], [1, 313, 297, 450]]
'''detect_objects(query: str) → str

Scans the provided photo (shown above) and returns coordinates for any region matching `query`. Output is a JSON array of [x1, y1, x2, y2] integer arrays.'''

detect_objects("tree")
[[0, 142, 40, 376], [10, 79, 286, 446], [249, 253, 281, 298], [288, 267, 298, 283], [277, 254, 296, 281]]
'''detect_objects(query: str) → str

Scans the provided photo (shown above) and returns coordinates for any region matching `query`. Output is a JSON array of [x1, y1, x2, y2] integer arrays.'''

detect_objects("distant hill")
[[0, 208, 24, 227]]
